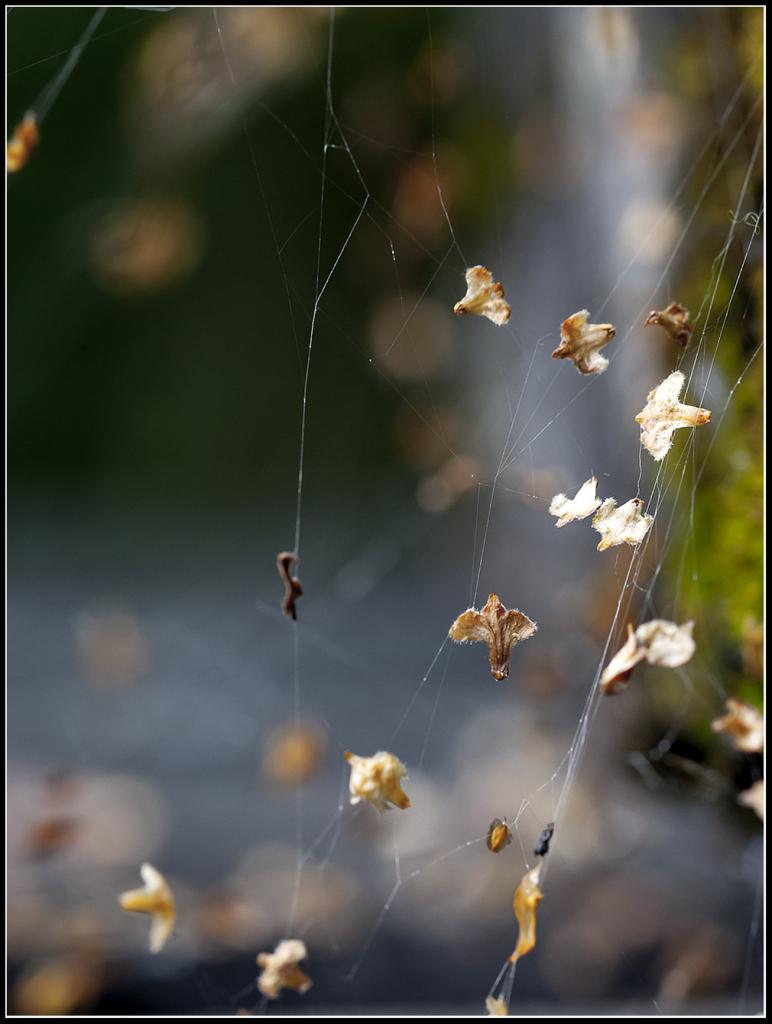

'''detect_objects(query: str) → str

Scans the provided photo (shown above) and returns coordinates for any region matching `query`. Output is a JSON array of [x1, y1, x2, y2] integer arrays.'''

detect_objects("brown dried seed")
[[276, 551, 303, 620], [737, 780, 763, 820], [75, 611, 148, 687], [549, 476, 602, 527], [600, 619, 695, 694], [26, 816, 80, 858], [533, 821, 555, 858], [486, 818, 512, 853], [740, 618, 764, 679], [12, 956, 102, 1015], [600, 624, 640, 694], [552, 309, 615, 375], [635, 371, 711, 461], [509, 862, 543, 963], [591, 498, 653, 551], [343, 750, 411, 812], [7, 112, 39, 173], [119, 863, 176, 954], [485, 995, 509, 1016], [262, 721, 326, 786], [711, 698, 764, 754], [453, 266, 511, 326], [256, 939, 312, 1000], [449, 593, 537, 681], [644, 302, 692, 347]]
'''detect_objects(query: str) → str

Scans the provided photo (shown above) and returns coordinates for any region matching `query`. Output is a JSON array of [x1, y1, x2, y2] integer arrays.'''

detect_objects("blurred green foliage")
[[650, 8, 763, 769]]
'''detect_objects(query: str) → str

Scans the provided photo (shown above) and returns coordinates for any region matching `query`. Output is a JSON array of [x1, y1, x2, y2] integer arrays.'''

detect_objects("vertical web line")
[[293, 10, 336, 559]]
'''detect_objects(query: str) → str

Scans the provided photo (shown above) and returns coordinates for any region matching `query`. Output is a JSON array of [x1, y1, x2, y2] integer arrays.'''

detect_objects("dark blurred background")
[[7, 7, 763, 1015]]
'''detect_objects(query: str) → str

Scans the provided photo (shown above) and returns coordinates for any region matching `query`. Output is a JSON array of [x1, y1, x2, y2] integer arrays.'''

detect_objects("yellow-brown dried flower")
[[486, 818, 512, 853], [592, 498, 653, 551], [552, 309, 615, 375], [635, 371, 711, 461], [449, 593, 537, 681], [256, 939, 312, 999], [711, 698, 764, 754], [343, 750, 411, 812], [453, 266, 511, 326], [7, 112, 39, 173], [119, 863, 176, 953], [509, 862, 543, 963], [644, 302, 692, 347]]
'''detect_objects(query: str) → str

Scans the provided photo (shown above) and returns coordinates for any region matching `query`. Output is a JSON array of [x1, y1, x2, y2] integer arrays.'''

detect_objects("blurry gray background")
[[7, 6, 763, 1015]]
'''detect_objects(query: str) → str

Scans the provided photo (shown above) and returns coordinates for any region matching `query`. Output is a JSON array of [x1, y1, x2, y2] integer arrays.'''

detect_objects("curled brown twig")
[[277, 551, 303, 620]]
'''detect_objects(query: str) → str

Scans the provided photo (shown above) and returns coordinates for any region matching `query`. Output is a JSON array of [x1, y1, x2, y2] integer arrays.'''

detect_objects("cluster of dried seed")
[[119, 889, 314, 1000], [110, 257, 726, 1009], [481, 818, 554, 1012], [248, 262, 726, 1006], [7, 33, 728, 997], [549, 477, 653, 551]]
